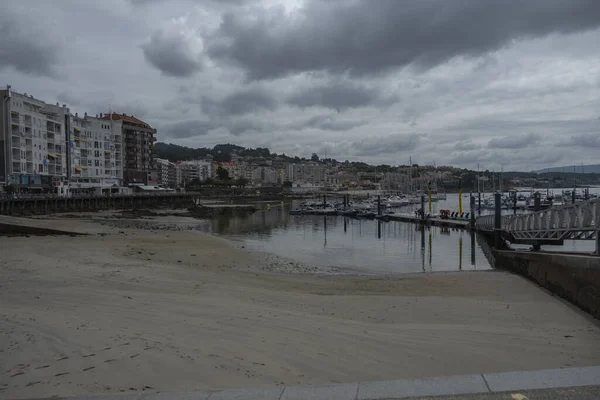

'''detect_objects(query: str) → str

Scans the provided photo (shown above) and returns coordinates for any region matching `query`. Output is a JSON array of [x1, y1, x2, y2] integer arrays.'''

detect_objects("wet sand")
[[1, 217, 599, 399]]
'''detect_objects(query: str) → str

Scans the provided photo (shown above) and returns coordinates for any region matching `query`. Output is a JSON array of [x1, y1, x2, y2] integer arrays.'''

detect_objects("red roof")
[[101, 113, 152, 128]]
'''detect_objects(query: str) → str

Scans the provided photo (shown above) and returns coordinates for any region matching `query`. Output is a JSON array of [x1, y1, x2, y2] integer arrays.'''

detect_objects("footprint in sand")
[[54, 372, 69, 377], [9, 372, 25, 378], [34, 365, 50, 370], [56, 356, 69, 361], [130, 354, 140, 359], [104, 359, 117, 363], [82, 367, 95, 372], [83, 353, 96, 358]]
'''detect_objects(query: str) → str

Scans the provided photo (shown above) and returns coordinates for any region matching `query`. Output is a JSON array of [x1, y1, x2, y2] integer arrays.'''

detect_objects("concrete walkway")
[[15, 365, 600, 400]]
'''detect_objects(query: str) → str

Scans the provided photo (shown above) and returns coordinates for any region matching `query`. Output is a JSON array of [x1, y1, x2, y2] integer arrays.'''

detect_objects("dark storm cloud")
[[0, 9, 59, 77], [202, 87, 278, 116], [297, 115, 367, 131], [207, 0, 600, 80], [488, 133, 541, 149], [141, 31, 202, 77], [287, 81, 396, 111]]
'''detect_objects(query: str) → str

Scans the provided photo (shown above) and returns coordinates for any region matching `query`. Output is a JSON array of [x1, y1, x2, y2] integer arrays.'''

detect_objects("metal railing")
[[477, 198, 600, 241]]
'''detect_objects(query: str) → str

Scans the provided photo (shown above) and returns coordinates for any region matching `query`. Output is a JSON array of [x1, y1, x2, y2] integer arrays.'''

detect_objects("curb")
[[16, 365, 600, 400]]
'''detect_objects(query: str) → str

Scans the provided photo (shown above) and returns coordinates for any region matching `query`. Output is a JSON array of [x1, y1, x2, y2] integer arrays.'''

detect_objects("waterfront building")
[[156, 158, 178, 188], [178, 160, 212, 185], [0, 87, 70, 191], [68, 113, 123, 192], [101, 113, 156, 185], [252, 166, 277, 185]]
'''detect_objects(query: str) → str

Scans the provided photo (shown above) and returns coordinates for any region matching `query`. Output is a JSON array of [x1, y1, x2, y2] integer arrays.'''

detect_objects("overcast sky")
[[2, 0, 599, 170]]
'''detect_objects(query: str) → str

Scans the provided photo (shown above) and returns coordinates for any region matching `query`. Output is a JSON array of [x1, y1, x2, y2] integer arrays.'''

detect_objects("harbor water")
[[193, 189, 598, 273], [194, 205, 492, 275]]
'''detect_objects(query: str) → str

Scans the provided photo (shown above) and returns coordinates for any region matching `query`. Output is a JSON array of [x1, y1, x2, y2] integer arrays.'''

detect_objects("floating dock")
[[388, 214, 471, 229]]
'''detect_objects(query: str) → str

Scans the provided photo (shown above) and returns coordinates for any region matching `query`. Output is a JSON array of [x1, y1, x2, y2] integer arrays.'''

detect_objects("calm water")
[[192, 189, 599, 273], [194, 205, 493, 274]]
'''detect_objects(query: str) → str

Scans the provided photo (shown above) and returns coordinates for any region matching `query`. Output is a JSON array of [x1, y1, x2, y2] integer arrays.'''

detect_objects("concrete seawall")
[[494, 250, 600, 320]]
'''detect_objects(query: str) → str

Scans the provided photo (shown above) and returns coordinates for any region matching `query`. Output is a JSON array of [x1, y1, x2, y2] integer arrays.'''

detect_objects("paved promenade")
[[14, 366, 600, 400]]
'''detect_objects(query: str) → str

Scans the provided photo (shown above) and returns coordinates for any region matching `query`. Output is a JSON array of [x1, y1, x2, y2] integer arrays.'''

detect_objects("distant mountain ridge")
[[536, 164, 600, 174]]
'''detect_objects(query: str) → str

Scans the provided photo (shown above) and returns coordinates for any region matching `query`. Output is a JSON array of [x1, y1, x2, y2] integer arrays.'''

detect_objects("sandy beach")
[[1, 217, 599, 399]]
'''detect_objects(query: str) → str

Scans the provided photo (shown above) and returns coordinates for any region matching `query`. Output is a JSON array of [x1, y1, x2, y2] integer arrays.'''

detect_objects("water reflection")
[[197, 206, 493, 274]]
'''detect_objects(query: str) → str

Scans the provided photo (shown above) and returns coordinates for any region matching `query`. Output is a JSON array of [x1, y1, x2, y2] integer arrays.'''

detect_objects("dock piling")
[[534, 192, 541, 212], [420, 195, 425, 222], [470, 195, 475, 229], [494, 192, 502, 249]]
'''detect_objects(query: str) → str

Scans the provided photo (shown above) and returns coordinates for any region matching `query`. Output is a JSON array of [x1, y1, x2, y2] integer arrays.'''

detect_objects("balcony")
[[24, 116, 32, 127], [12, 140, 21, 149], [11, 112, 19, 124]]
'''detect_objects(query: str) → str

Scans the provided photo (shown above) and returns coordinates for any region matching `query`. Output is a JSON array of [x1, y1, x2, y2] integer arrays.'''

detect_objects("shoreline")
[[1, 216, 599, 399]]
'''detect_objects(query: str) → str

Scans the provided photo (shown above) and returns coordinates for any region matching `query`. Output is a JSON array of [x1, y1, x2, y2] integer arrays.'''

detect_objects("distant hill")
[[155, 142, 273, 162], [536, 164, 600, 174]]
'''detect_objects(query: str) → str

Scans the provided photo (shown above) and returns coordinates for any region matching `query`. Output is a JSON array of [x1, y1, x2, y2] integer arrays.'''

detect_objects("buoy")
[[267, 204, 271, 210], [280, 201, 284, 207]]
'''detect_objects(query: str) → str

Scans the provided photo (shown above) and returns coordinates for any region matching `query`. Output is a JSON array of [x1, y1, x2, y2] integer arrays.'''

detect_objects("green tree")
[[311, 153, 319, 162], [234, 178, 248, 187], [216, 166, 230, 181]]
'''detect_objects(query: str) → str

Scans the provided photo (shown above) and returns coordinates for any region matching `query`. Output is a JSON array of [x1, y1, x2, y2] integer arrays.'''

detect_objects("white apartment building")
[[68, 113, 123, 190], [178, 160, 212, 185], [0, 87, 69, 190], [252, 166, 276, 185], [156, 158, 178, 188], [285, 163, 325, 185]]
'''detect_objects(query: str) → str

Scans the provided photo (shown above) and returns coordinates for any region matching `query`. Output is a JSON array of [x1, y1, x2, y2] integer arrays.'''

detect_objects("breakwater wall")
[[0, 193, 199, 216], [494, 250, 600, 320]]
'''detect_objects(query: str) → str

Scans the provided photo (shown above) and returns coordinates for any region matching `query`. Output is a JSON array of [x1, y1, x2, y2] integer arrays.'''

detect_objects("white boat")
[[351, 201, 374, 210], [515, 200, 527, 208], [386, 196, 409, 207], [315, 207, 337, 215]]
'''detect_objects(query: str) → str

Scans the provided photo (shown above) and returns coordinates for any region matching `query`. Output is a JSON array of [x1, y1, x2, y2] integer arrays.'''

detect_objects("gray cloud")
[[202, 87, 278, 116], [142, 30, 203, 77], [298, 114, 366, 131], [353, 134, 420, 156], [0, 8, 60, 77], [454, 141, 480, 151], [57, 92, 80, 106], [287, 81, 396, 111], [207, 0, 600, 80], [161, 120, 217, 138], [227, 119, 267, 136], [488, 133, 542, 149], [568, 132, 600, 147]]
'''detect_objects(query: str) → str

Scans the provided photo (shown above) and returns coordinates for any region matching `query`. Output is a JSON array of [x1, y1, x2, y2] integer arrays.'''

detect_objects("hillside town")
[[2, 87, 599, 197]]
